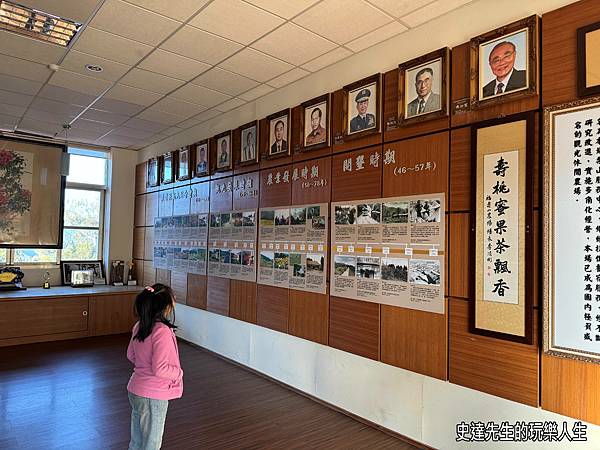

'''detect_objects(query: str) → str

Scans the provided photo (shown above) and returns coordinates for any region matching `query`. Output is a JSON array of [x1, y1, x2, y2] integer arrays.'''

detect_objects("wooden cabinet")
[[88, 293, 136, 336]]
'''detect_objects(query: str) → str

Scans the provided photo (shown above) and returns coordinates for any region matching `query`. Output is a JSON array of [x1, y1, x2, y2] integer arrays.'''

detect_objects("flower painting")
[[0, 148, 32, 237]]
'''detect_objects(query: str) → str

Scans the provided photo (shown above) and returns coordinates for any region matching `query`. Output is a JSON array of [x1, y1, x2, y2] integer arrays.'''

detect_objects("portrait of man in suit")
[[406, 64, 442, 118], [482, 38, 527, 99], [217, 136, 230, 169], [304, 104, 327, 147], [196, 144, 208, 175], [270, 119, 288, 155], [241, 126, 256, 163], [349, 87, 376, 134]]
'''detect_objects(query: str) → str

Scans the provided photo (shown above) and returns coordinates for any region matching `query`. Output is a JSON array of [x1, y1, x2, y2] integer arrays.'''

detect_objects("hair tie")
[[145, 286, 155, 293]]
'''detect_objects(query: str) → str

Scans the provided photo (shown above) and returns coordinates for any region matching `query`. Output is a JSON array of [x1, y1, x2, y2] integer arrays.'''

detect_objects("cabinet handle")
[[82, 311, 88, 316]]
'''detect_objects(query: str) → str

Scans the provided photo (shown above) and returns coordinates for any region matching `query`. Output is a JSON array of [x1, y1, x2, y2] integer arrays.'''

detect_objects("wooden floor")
[[0, 334, 419, 450]]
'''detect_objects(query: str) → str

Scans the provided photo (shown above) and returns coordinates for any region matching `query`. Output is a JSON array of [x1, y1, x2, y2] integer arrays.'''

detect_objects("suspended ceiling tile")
[[252, 22, 337, 66], [301, 46, 352, 72], [175, 117, 202, 129], [73, 27, 153, 65], [23, 0, 102, 23], [29, 97, 85, 116], [161, 126, 185, 136], [0, 73, 43, 96], [0, 29, 66, 65], [213, 97, 246, 113], [238, 83, 275, 102], [48, 69, 112, 96], [123, 0, 210, 22], [122, 117, 170, 133], [67, 129, 108, 143], [294, 0, 392, 44], [0, 103, 27, 118], [60, 50, 131, 82], [219, 48, 293, 83], [189, 109, 222, 125], [37, 84, 97, 107], [70, 118, 115, 134], [92, 97, 145, 116], [23, 108, 76, 126], [0, 89, 34, 108], [137, 108, 185, 126], [90, 0, 180, 46], [103, 84, 164, 106], [0, 54, 52, 83], [0, 113, 19, 131], [120, 68, 185, 95], [80, 108, 130, 126], [138, 49, 211, 82], [171, 84, 231, 108], [160, 26, 243, 65], [192, 67, 259, 97], [266, 67, 310, 88], [95, 132, 146, 147], [244, 0, 320, 19], [345, 21, 408, 52], [366, 0, 434, 18], [189, 0, 283, 45], [17, 118, 59, 136], [400, 0, 474, 28], [152, 97, 208, 118], [111, 126, 156, 140]]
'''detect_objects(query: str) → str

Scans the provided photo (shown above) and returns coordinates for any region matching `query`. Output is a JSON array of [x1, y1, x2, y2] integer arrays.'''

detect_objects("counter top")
[[0, 285, 142, 300]]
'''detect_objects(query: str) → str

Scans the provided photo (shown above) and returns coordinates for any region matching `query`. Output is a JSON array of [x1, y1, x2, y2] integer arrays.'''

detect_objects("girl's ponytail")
[[133, 283, 177, 342]]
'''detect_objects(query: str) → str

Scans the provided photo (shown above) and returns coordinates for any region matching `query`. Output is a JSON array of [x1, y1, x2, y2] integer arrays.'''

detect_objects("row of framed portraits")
[[146, 14, 540, 187]]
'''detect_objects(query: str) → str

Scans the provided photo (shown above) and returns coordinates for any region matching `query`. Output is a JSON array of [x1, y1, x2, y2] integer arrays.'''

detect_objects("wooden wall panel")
[[171, 270, 188, 305], [206, 276, 229, 316], [142, 261, 155, 286], [329, 296, 380, 360], [145, 192, 158, 226], [256, 284, 289, 333], [291, 156, 331, 205], [259, 164, 292, 208], [159, 188, 174, 218], [449, 127, 471, 212], [135, 162, 146, 195], [187, 274, 207, 310], [381, 303, 447, 380], [190, 181, 210, 214], [134, 195, 146, 227], [542, 0, 600, 106], [210, 177, 233, 212], [448, 213, 469, 299], [229, 280, 256, 324], [133, 227, 145, 260], [331, 146, 382, 202], [289, 291, 328, 345], [233, 171, 259, 210], [133, 259, 144, 284], [143, 226, 154, 262], [449, 298, 539, 406], [155, 268, 171, 286]]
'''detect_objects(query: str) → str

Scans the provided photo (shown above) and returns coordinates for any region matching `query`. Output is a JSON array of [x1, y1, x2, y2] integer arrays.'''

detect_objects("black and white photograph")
[[290, 207, 306, 226], [382, 201, 409, 224], [268, 110, 290, 157], [335, 205, 356, 225], [307, 253, 325, 272], [409, 199, 442, 223], [306, 205, 321, 220], [61, 261, 106, 285], [230, 249, 242, 265], [198, 215, 208, 227], [195, 141, 209, 176], [220, 213, 231, 228], [409, 259, 441, 285], [216, 132, 232, 170], [210, 213, 220, 228], [260, 251, 274, 268], [240, 122, 258, 164], [274, 252, 289, 270], [334, 255, 356, 277], [177, 146, 191, 181], [290, 253, 305, 278], [260, 210, 274, 226], [356, 256, 381, 279], [381, 257, 408, 282], [303, 96, 329, 149], [311, 216, 326, 230], [147, 157, 159, 187], [243, 211, 256, 227], [356, 203, 381, 224], [274, 208, 290, 226], [209, 249, 220, 263], [347, 81, 378, 135]]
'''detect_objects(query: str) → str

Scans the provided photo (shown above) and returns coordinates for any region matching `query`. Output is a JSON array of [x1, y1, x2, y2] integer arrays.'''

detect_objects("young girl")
[[127, 283, 183, 450]]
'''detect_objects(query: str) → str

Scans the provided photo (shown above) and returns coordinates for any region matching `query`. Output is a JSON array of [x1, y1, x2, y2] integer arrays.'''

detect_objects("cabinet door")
[[89, 294, 136, 336]]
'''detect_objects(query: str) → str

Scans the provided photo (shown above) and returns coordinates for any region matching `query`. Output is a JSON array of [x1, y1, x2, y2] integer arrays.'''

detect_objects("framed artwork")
[[543, 97, 600, 363], [215, 131, 232, 171], [470, 112, 534, 344], [470, 15, 538, 108], [194, 140, 210, 178], [398, 47, 449, 125], [239, 121, 259, 165], [577, 22, 600, 98], [160, 151, 175, 185], [343, 74, 381, 139], [147, 157, 159, 187], [176, 146, 192, 181], [60, 260, 106, 285], [267, 109, 290, 159], [301, 94, 330, 151], [0, 137, 66, 248]]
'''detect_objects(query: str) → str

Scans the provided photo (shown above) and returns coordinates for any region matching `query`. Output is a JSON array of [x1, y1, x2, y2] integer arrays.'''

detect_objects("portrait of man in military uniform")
[[348, 83, 377, 135], [304, 101, 328, 148]]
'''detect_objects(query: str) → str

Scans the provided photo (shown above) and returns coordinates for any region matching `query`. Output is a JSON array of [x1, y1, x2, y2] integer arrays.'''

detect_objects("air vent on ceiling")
[[0, 0, 81, 47]]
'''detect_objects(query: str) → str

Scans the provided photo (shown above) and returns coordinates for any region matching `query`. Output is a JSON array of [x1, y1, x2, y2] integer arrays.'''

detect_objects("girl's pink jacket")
[[126, 322, 183, 401]]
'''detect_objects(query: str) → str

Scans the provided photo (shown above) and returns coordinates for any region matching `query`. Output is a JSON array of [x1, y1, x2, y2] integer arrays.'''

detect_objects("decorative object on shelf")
[[266, 109, 291, 159], [398, 47, 449, 125], [301, 94, 330, 152], [577, 21, 600, 98], [214, 130, 233, 171], [0, 266, 25, 290], [469, 15, 539, 109], [147, 156, 159, 187], [343, 74, 381, 140], [176, 146, 192, 181], [238, 121, 259, 165], [127, 260, 137, 286], [194, 140, 210, 177], [160, 151, 175, 185], [61, 260, 105, 286], [470, 112, 534, 344], [42, 271, 50, 289], [70, 269, 94, 287], [111, 260, 125, 286]]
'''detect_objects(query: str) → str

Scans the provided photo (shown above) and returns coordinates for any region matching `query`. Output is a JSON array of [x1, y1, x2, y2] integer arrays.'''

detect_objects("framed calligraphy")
[[470, 112, 534, 344], [544, 97, 600, 363]]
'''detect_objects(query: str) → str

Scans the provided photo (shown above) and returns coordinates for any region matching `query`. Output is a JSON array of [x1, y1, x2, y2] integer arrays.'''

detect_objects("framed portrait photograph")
[[239, 121, 259, 165], [160, 151, 175, 185], [176, 146, 192, 181], [194, 140, 210, 178], [147, 156, 159, 187], [343, 74, 380, 139], [60, 260, 106, 286], [267, 109, 290, 158], [215, 131, 232, 171], [470, 15, 538, 108], [577, 21, 600, 98], [399, 48, 449, 125], [301, 94, 329, 151]]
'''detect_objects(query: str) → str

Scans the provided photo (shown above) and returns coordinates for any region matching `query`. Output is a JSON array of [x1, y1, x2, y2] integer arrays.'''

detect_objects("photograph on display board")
[[210, 213, 220, 228], [231, 212, 243, 227], [334, 255, 356, 277], [260, 210, 274, 226], [242, 251, 254, 266], [260, 251, 274, 268], [231, 249, 242, 265], [274, 252, 289, 270], [243, 211, 255, 226], [381, 257, 408, 282], [302, 94, 329, 151], [344, 74, 380, 138], [274, 208, 290, 226], [356, 203, 381, 224], [239, 121, 258, 165], [399, 48, 448, 124], [290, 253, 305, 278], [215, 131, 232, 171], [220, 249, 231, 264], [577, 21, 600, 97], [147, 157, 159, 187], [382, 201, 409, 223], [307, 253, 325, 272], [409, 199, 442, 223], [176, 146, 192, 181], [267, 109, 290, 158], [335, 205, 356, 225], [470, 15, 538, 107], [194, 141, 210, 177], [409, 259, 441, 285], [356, 256, 381, 279], [160, 152, 174, 184], [290, 207, 306, 226]]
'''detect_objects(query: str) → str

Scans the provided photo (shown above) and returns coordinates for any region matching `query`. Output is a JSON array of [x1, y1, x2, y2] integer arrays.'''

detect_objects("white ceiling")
[[0, 0, 475, 149]]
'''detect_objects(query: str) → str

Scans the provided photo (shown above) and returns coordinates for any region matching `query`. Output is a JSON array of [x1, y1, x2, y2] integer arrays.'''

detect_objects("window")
[[1, 147, 108, 265]]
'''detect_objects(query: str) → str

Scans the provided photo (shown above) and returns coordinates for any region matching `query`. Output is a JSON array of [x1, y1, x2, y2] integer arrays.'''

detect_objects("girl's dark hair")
[[133, 283, 177, 342]]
